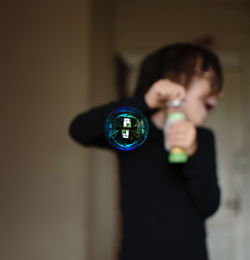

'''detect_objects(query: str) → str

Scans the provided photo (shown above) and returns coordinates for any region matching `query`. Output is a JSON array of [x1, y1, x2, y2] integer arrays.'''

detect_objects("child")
[[69, 42, 223, 260]]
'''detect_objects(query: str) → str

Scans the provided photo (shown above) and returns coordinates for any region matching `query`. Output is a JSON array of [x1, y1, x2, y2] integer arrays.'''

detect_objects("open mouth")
[[205, 103, 214, 112]]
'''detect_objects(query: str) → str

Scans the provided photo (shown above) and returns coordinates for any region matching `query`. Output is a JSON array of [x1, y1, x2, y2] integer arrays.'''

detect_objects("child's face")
[[181, 75, 222, 126]]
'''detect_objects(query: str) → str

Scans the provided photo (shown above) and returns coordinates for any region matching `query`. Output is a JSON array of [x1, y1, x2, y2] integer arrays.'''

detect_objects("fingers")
[[166, 120, 197, 153], [144, 78, 186, 109], [168, 136, 192, 149], [157, 79, 186, 102], [168, 120, 194, 135]]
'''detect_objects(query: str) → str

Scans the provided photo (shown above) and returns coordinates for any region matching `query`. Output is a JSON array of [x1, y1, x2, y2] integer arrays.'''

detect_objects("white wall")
[[239, 30, 250, 260]]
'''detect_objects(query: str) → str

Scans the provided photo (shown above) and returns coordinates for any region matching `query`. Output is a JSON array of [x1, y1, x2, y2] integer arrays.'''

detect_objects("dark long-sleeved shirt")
[[68, 95, 221, 260]]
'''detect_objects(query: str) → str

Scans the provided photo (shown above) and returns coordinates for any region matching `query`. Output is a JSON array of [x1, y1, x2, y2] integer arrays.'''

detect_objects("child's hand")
[[144, 79, 186, 109], [166, 120, 197, 156]]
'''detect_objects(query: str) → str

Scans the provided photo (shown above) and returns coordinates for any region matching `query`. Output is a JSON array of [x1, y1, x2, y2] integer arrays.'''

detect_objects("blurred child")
[[69, 43, 223, 260]]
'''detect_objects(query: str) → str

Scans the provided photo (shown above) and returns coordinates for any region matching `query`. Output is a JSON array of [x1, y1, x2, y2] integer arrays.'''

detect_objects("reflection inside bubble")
[[104, 107, 149, 151]]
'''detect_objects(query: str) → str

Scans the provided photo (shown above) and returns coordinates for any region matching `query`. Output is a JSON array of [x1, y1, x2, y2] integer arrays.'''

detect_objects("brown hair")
[[133, 42, 223, 97]]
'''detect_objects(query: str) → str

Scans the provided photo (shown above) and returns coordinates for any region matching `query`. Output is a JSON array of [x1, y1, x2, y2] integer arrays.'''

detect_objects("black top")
[[68, 95, 221, 260]]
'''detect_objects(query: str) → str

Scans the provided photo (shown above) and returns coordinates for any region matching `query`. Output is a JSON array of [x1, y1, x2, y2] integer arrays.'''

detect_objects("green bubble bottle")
[[164, 99, 188, 163]]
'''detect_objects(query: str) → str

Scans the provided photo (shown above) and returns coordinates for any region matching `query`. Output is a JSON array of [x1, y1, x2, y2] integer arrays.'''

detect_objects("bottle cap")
[[166, 99, 182, 107]]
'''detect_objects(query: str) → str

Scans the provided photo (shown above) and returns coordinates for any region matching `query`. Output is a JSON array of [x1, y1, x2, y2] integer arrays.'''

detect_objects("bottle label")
[[164, 112, 186, 151]]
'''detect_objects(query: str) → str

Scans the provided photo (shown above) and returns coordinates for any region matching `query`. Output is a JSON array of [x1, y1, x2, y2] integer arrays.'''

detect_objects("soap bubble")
[[104, 107, 149, 151]]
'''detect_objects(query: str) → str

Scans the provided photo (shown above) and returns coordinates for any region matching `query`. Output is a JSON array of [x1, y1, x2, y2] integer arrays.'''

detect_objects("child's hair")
[[133, 42, 223, 97]]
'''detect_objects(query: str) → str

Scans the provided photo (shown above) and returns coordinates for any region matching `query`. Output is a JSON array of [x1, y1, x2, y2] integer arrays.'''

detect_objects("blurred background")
[[1, 0, 250, 259]]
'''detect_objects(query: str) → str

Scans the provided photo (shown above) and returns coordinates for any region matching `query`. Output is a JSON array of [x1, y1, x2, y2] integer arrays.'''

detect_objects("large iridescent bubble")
[[104, 107, 149, 151]]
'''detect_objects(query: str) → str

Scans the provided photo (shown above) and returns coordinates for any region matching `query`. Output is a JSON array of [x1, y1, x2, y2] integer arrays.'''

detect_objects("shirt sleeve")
[[181, 127, 221, 219], [68, 95, 158, 151]]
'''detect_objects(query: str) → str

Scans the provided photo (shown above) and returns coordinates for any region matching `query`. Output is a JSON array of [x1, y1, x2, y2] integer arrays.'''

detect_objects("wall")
[[114, 0, 250, 52], [0, 1, 92, 259], [240, 27, 250, 260], [87, 0, 119, 260]]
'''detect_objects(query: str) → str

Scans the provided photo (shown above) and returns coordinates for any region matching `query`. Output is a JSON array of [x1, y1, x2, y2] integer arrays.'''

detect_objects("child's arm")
[[68, 95, 158, 150], [182, 128, 221, 219]]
